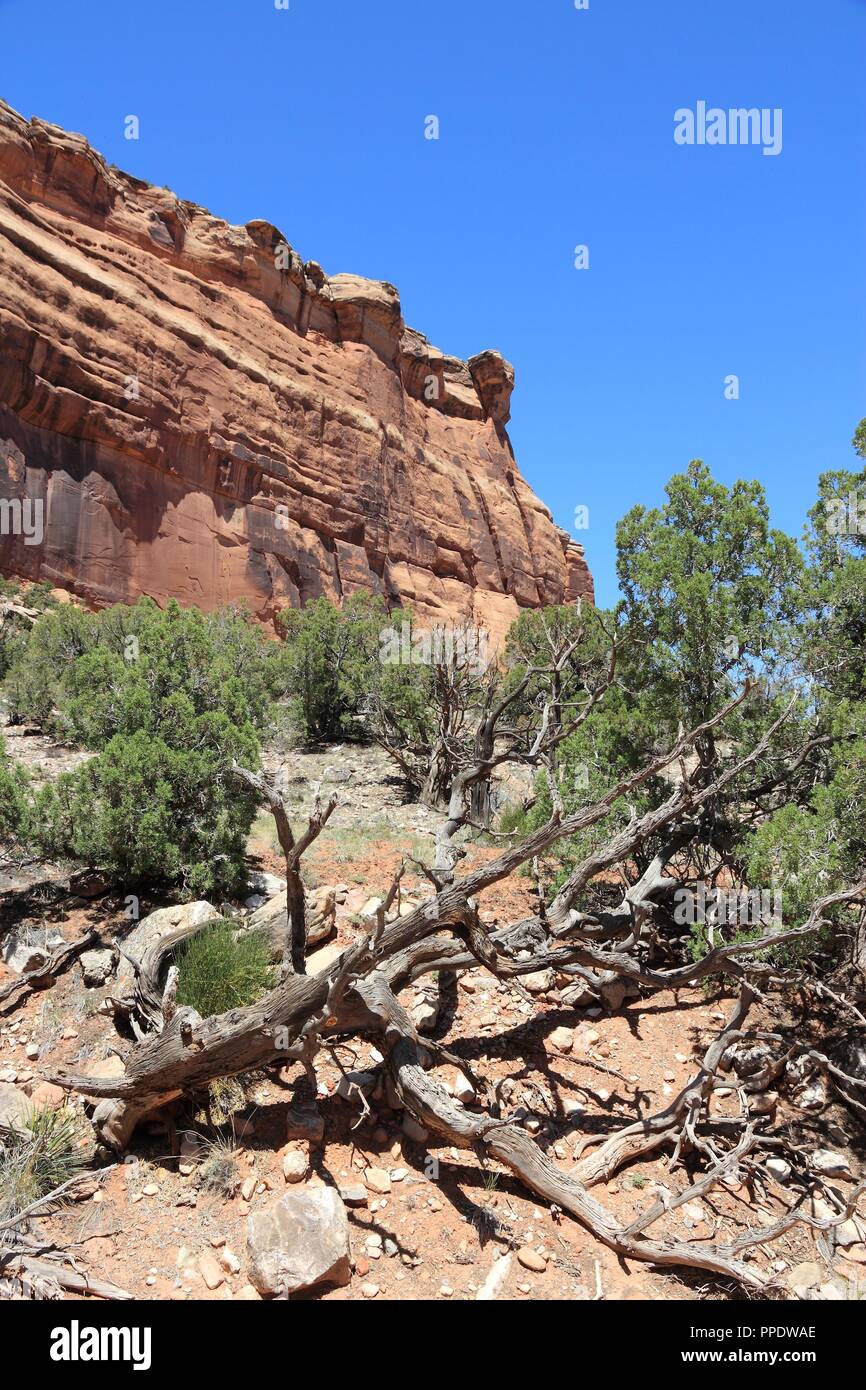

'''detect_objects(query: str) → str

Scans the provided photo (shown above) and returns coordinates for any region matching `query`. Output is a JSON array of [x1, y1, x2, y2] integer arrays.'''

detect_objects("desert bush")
[[275, 591, 391, 741], [0, 734, 32, 849], [34, 713, 260, 897], [0, 578, 56, 684], [0, 1106, 85, 1224], [175, 919, 274, 1018], [5, 599, 269, 896], [5, 596, 278, 745], [198, 1130, 241, 1195]]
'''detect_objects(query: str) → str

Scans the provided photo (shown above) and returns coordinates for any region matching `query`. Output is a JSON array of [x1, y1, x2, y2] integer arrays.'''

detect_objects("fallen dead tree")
[[44, 682, 866, 1292]]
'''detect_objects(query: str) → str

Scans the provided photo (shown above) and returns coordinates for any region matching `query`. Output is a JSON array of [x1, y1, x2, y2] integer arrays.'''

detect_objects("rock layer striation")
[[0, 102, 592, 639]]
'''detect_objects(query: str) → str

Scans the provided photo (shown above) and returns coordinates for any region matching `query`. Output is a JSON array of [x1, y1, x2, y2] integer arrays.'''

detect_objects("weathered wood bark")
[[232, 767, 336, 975]]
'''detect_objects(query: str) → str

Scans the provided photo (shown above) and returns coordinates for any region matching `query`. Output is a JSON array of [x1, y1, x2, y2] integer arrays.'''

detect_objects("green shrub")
[[5, 596, 278, 746], [6, 599, 269, 896], [36, 715, 260, 898], [0, 1106, 85, 1224], [0, 578, 56, 684], [0, 735, 32, 850], [175, 920, 275, 1018], [276, 591, 391, 741]]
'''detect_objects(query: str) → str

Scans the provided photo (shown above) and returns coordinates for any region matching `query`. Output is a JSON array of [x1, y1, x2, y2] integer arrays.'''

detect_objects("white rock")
[[247, 1187, 351, 1297], [476, 1253, 513, 1300], [810, 1149, 851, 1177], [765, 1157, 792, 1182], [1, 926, 65, 975]]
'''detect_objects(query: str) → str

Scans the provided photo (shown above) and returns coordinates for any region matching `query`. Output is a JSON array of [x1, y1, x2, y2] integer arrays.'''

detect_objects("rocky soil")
[[1, 734, 865, 1303]]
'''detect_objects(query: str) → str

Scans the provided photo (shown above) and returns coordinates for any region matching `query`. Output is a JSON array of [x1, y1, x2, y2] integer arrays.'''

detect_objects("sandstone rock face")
[[0, 102, 593, 640]]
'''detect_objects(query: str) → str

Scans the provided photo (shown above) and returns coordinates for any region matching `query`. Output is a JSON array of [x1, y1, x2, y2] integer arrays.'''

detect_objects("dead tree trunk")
[[232, 766, 336, 975]]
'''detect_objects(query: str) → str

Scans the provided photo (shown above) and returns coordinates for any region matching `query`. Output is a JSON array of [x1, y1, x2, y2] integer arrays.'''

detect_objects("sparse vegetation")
[[198, 1131, 241, 1196], [0, 1107, 85, 1226]]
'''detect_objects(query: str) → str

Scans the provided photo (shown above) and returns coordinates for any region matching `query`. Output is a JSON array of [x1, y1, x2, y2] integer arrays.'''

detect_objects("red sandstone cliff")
[[0, 101, 592, 640]]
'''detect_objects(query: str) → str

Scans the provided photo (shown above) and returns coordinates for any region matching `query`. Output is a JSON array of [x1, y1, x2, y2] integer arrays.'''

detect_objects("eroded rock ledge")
[[0, 101, 593, 640]]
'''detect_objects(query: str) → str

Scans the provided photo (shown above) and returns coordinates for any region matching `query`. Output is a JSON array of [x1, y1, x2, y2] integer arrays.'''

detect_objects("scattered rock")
[[410, 985, 440, 1033], [246, 870, 287, 899], [787, 1261, 824, 1294], [1, 926, 65, 975], [795, 1081, 827, 1112], [336, 1070, 377, 1101], [338, 1184, 368, 1207], [523, 970, 555, 994], [0, 1081, 30, 1131], [516, 1247, 547, 1273], [306, 942, 343, 976], [85, 1054, 126, 1080], [810, 1149, 851, 1178], [765, 1157, 792, 1182], [364, 1167, 392, 1195], [247, 1187, 352, 1297], [28, 1081, 65, 1110], [548, 1026, 574, 1053], [198, 1252, 225, 1290], [282, 1150, 309, 1184], [245, 885, 336, 956], [599, 978, 627, 1011], [80, 948, 115, 988]]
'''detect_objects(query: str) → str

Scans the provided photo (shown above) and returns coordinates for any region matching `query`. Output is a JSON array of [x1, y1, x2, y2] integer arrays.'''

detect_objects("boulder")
[[247, 1186, 351, 1296], [245, 885, 336, 958], [113, 901, 219, 1004], [809, 1149, 852, 1178], [1, 926, 65, 975], [246, 870, 287, 899], [0, 1081, 31, 1132], [80, 948, 115, 987]]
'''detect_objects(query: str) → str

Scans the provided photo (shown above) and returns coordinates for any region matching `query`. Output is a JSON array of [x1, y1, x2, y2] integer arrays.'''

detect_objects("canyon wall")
[[0, 101, 592, 641]]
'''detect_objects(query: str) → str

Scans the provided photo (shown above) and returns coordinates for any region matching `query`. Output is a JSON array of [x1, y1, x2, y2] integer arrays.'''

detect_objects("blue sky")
[[1, 0, 864, 606]]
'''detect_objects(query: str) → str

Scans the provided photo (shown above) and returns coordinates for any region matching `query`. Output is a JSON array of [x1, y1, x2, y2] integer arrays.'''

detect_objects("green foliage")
[[175, 920, 275, 1018], [0, 734, 32, 849], [0, 578, 56, 684], [615, 460, 803, 738], [276, 592, 391, 741], [516, 454, 853, 949], [0, 1106, 85, 1223], [4, 600, 270, 895], [5, 597, 277, 745], [38, 719, 260, 897]]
